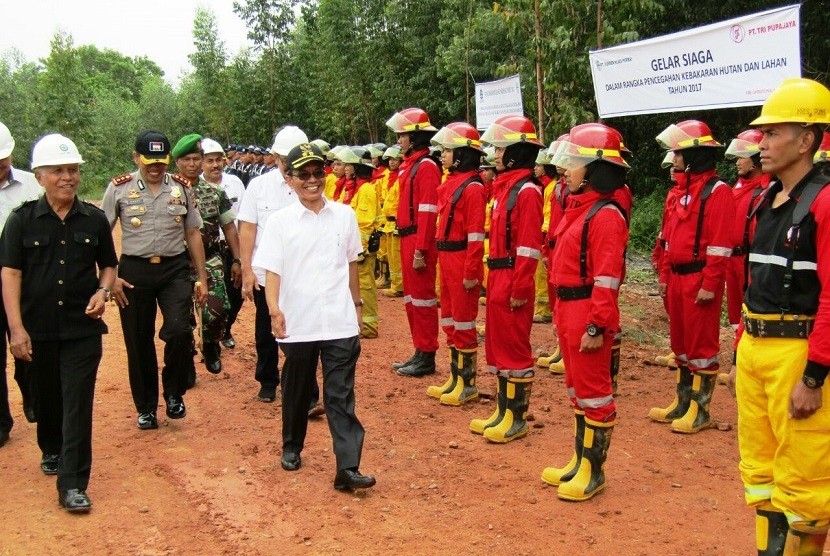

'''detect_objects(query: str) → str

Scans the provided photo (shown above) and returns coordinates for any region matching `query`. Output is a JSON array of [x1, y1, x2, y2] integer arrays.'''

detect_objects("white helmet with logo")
[[31, 134, 84, 169], [0, 122, 15, 159], [201, 138, 225, 155], [270, 125, 309, 156]]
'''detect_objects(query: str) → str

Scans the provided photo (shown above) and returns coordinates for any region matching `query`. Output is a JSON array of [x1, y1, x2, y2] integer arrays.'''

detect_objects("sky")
[[1, 0, 252, 86]]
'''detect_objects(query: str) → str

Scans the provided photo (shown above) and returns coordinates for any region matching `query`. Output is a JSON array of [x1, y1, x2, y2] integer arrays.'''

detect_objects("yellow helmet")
[[750, 77, 830, 126]]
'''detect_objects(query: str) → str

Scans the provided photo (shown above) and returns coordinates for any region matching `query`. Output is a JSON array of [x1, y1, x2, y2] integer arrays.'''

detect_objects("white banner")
[[589, 5, 801, 118], [474, 75, 524, 130]]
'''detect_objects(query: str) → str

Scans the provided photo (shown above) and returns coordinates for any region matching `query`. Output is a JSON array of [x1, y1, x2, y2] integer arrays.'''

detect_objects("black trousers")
[[119, 255, 193, 413], [31, 336, 101, 492], [222, 248, 244, 335], [253, 287, 279, 389], [0, 305, 33, 434], [280, 336, 364, 471]]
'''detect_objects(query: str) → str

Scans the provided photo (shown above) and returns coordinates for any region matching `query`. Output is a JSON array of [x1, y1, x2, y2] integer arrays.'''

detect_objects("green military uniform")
[[193, 177, 236, 343]]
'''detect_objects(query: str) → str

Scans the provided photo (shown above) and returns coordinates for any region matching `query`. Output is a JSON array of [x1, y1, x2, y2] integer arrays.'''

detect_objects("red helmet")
[[385, 107, 437, 133], [481, 115, 545, 148], [815, 131, 830, 164], [725, 129, 764, 159], [656, 119, 722, 151], [550, 122, 630, 169], [430, 122, 483, 152]]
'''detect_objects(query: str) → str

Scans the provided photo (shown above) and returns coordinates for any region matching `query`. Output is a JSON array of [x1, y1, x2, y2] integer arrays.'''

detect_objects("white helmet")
[[201, 138, 224, 155], [0, 122, 15, 159], [31, 134, 84, 169], [271, 125, 309, 156]]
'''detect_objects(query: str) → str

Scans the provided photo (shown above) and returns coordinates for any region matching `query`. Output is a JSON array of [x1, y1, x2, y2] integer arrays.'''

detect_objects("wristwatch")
[[802, 375, 823, 390], [586, 323, 604, 337], [232, 258, 241, 265]]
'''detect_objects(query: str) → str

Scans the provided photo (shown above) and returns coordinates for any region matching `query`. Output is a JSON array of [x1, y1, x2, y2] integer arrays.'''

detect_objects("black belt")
[[670, 261, 706, 275], [556, 284, 593, 301], [121, 253, 187, 265], [386, 216, 396, 222], [397, 225, 417, 237], [743, 315, 814, 339], [487, 256, 515, 270], [437, 240, 467, 251], [732, 246, 748, 256]]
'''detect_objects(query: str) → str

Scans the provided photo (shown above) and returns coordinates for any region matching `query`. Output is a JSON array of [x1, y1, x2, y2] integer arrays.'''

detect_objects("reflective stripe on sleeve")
[[594, 276, 621, 290], [516, 246, 541, 259]]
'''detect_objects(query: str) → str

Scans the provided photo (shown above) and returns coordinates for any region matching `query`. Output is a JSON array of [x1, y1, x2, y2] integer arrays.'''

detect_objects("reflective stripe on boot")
[[440, 349, 479, 406], [542, 410, 585, 486], [783, 529, 828, 555], [557, 419, 613, 501], [648, 366, 693, 423], [483, 377, 532, 443], [671, 371, 716, 434], [757, 507, 788, 556], [427, 347, 459, 399], [470, 375, 507, 434]]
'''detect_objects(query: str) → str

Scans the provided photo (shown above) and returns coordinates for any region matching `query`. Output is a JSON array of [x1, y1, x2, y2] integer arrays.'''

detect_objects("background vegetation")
[[1, 0, 825, 252]]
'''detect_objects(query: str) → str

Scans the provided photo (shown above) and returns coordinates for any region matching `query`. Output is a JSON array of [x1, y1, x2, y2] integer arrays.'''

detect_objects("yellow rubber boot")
[[483, 377, 532, 443], [648, 366, 693, 423], [783, 529, 828, 555], [756, 505, 788, 556], [536, 346, 562, 368], [549, 356, 566, 375], [671, 371, 717, 434], [557, 419, 613, 501], [653, 351, 678, 368], [427, 347, 458, 400], [440, 349, 478, 406], [470, 375, 506, 434], [541, 410, 585, 486]]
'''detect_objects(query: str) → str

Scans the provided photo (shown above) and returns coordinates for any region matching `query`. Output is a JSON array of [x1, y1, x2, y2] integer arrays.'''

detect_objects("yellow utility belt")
[[742, 305, 815, 339]]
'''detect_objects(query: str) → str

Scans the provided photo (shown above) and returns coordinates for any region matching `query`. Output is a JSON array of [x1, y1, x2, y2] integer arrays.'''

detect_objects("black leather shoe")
[[165, 396, 186, 419], [203, 342, 222, 374], [137, 412, 158, 430], [334, 468, 376, 492], [222, 334, 235, 349], [395, 351, 436, 377], [41, 454, 60, 475], [280, 452, 302, 471], [308, 403, 325, 418], [0, 429, 8, 447], [391, 349, 420, 370], [257, 386, 276, 403], [59, 489, 92, 513]]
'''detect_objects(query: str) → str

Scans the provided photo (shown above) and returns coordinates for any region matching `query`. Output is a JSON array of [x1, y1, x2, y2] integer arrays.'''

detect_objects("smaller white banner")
[[474, 75, 524, 130], [589, 5, 801, 118]]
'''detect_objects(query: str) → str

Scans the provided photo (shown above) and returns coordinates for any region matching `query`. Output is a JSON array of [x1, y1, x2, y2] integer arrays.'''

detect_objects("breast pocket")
[[72, 231, 99, 263], [167, 204, 188, 216], [22, 235, 51, 265], [256, 204, 275, 226]]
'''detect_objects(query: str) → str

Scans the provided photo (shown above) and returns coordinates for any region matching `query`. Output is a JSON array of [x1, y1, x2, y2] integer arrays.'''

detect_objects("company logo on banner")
[[589, 4, 801, 118], [475, 75, 523, 130]]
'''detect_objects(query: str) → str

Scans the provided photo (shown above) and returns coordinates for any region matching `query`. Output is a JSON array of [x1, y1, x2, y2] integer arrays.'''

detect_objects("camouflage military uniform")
[[193, 177, 236, 343]]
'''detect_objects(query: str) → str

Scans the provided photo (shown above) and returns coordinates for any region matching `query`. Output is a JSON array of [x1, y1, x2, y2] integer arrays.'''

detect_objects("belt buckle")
[[149, 256, 162, 264]]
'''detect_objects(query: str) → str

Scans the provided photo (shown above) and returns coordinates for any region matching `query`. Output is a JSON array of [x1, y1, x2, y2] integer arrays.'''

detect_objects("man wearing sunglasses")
[[254, 142, 375, 492]]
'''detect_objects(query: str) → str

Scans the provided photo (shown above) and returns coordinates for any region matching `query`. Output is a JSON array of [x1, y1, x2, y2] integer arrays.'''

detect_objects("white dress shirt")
[[237, 169, 297, 285], [0, 168, 42, 231], [252, 198, 362, 343]]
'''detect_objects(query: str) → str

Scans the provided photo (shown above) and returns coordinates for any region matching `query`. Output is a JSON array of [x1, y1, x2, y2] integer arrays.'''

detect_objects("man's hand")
[[789, 381, 823, 419], [231, 262, 242, 289], [695, 288, 715, 304], [509, 297, 527, 310], [658, 283, 667, 298], [194, 277, 208, 307], [9, 327, 32, 362], [113, 277, 133, 308], [579, 332, 603, 353], [242, 267, 258, 301], [726, 365, 737, 398], [85, 289, 107, 319], [413, 250, 426, 271], [270, 309, 288, 340], [463, 278, 479, 291]]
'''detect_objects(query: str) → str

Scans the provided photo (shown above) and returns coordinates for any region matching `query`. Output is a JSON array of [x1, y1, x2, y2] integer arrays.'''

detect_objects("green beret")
[[171, 133, 202, 159]]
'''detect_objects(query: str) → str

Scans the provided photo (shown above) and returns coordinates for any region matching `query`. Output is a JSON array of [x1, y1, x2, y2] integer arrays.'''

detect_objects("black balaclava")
[[502, 143, 541, 170], [584, 160, 627, 194], [680, 146, 718, 173], [452, 146, 483, 173]]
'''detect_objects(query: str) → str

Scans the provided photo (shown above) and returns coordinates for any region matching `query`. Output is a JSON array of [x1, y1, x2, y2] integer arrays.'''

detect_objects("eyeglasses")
[[293, 168, 326, 181]]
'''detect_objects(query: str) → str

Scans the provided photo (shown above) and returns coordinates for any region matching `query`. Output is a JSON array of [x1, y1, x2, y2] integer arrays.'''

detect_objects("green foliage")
[[629, 187, 666, 255]]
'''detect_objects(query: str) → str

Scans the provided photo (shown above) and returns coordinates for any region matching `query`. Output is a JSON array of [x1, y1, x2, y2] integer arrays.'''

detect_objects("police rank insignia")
[[128, 188, 140, 199], [171, 186, 182, 199]]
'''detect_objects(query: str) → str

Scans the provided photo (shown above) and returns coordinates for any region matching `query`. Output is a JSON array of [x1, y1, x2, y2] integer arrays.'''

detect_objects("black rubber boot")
[[542, 409, 586, 486], [648, 365, 693, 423], [396, 350, 436, 377], [672, 371, 717, 434], [392, 349, 421, 370], [756, 507, 788, 555], [557, 419, 613, 501]]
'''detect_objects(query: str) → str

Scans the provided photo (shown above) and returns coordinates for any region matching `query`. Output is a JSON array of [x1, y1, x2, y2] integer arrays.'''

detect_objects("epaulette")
[[111, 173, 133, 186], [171, 173, 192, 188], [83, 200, 104, 212], [12, 199, 38, 213]]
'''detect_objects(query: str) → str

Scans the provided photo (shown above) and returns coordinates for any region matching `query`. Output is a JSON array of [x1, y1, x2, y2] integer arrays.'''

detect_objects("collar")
[[34, 195, 88, 218]]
